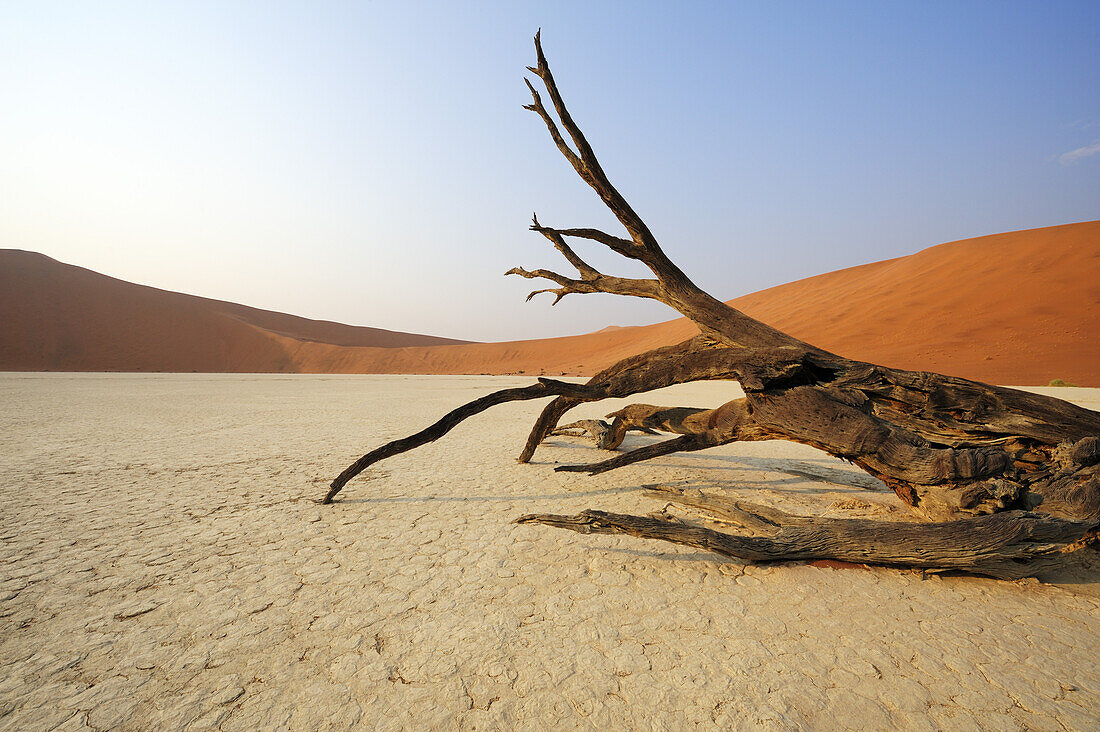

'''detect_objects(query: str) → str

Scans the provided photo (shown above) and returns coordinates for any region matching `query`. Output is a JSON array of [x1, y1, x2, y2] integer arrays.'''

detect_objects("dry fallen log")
[[323, 32, 1099, 578]]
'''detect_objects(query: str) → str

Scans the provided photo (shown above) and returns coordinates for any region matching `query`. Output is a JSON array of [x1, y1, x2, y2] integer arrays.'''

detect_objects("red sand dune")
[[0, 252, 470, 373], [2, 221, 1097, 385]]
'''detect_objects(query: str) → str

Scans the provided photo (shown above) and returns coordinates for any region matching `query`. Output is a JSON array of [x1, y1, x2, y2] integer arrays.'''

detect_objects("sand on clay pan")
[[1, 374, 1098, 730]]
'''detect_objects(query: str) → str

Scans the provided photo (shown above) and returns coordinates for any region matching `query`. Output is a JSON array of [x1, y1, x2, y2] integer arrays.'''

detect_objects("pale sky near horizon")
[[1, 1, 1098, 342]]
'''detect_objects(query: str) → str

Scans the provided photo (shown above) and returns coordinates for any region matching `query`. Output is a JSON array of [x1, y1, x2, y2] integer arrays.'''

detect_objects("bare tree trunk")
[[321, 32, 1099, 577]]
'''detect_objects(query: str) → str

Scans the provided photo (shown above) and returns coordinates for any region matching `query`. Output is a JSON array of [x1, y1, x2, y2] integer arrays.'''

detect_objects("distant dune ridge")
[[0, 252, 471, 373], [1, 221, 1097, 384]]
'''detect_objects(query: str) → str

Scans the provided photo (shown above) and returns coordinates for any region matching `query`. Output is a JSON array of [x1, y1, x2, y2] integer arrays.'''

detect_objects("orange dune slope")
[[721, 221, 1099, 386], [2, 221, 1097, 384]]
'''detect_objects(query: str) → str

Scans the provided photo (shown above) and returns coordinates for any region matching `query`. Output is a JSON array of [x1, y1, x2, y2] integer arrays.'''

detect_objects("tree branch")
[[531, 219, 636, 261], [530, 214, 600, 277], [514, 508, 1098, 579], [555, 433, 722, 475], [642, 485, 809, 532], [505, 265, 661, 304], [523, 32, 814, 351], [522, 77, 583, 173], [526, 31, 657, 251], [325, 379, 598, 503]]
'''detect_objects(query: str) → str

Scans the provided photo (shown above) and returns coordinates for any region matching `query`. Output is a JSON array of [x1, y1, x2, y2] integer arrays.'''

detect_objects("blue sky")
[[1, 1, 1097, 341]]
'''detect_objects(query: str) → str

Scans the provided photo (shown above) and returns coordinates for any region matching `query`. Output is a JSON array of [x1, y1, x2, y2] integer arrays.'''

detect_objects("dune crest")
[[1, 221, 1097, 384]]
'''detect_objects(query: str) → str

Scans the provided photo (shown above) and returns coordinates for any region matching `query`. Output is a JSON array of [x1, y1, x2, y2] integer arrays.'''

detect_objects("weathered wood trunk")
[[322, 32, 1099, 578]]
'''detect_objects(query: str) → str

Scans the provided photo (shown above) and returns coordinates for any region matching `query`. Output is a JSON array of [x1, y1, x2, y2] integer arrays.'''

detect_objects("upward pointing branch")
[[520, 31, 819, 352], [526, 30, 658, 253]]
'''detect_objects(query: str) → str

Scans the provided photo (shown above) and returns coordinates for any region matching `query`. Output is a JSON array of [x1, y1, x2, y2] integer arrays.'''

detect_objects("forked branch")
[[505, 214, 661, 305]]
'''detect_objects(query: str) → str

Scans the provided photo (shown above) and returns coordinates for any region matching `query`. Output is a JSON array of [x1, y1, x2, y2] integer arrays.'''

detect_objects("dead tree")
[[323, 33, 1099, 578]]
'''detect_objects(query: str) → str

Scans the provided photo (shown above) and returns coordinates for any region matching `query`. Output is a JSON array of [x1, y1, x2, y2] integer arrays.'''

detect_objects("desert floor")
[[1, 374, 1098, 730]]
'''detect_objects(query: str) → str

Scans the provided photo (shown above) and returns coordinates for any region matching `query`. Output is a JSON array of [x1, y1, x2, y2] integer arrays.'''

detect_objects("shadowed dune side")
[[1, 221, 1097, 383], [0, 251, 470, 373]]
